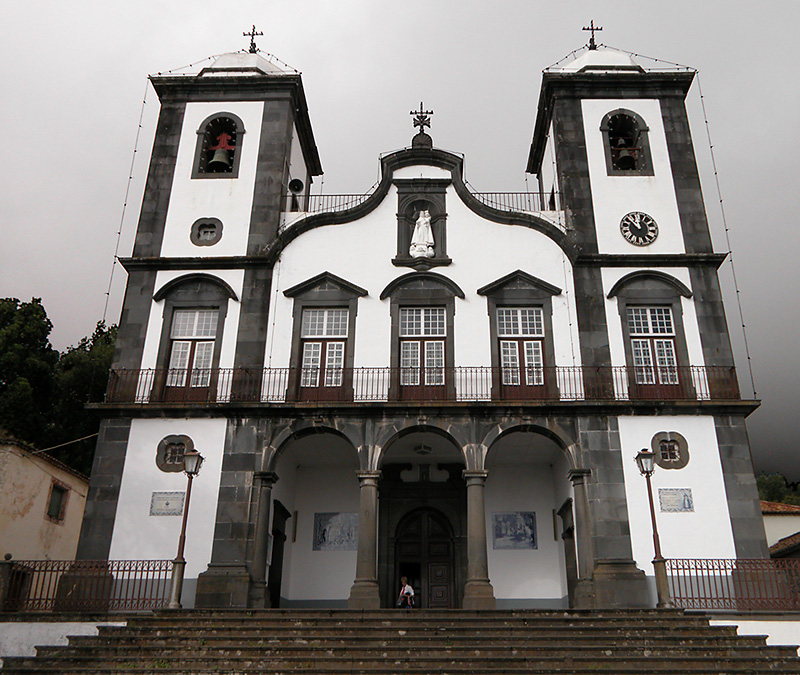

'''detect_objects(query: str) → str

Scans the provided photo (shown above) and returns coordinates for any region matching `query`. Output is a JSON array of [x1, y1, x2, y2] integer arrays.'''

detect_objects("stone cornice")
[[575, 253, 727, 268], [118, 256, 274, 271]]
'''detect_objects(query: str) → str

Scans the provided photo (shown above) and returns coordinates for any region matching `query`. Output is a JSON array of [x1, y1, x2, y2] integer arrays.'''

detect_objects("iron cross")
[[243, 25, 263, 54], [410, 102, 434, 132], [582, 20, 603, 50]]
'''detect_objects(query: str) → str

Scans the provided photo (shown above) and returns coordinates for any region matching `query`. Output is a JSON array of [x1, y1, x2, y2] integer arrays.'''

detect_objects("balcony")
[[103, 365, 741, 406]]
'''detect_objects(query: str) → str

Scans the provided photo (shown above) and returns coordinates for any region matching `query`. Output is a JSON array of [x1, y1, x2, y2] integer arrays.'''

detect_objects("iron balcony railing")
[[667, 558, 800, 611], [301, 191, 560, 216], [0, 559, 173, 612], [104, 365, 740, 405]]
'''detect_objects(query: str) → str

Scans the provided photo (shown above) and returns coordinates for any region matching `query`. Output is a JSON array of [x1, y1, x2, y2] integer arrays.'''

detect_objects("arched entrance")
[[395, 507, 456, 609], [377, 427, 467, 608]]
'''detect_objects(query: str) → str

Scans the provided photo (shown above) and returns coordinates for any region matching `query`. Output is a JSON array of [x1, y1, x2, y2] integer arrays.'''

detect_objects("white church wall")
[[266, 171, 581, 372], [108, 418, 225, 577], [581, 99, 685, 255], [618, 415, 735, 575], [160, 101, 264, 258], [485, 464, 567, 604], [139, 270, 244, 376], [284, 122, 308, 213], [601, 267, 705, 370], [283, 466, 359, 602]]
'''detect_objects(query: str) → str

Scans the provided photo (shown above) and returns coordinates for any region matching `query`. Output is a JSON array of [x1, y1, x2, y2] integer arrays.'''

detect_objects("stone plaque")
[[150, 491, 185, 516], [658, 488, 694, 513]]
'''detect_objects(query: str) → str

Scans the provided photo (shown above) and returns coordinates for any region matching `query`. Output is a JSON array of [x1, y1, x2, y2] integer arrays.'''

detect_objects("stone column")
[[569, 468, 595, 608], [250, 471, 278, 607], [348, 471, 381, 608], [462, 470, 496, 609]]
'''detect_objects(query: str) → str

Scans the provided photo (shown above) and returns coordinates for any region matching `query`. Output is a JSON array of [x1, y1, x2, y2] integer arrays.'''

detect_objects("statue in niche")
[[409, 210, 435, 258]]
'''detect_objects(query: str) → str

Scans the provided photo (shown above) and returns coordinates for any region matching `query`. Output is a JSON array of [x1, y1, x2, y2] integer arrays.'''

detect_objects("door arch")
[[394, 507, 455, 609]]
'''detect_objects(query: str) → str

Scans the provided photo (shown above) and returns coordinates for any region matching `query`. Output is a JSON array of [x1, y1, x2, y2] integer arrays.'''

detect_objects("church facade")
[[77, 44, 767, 610]]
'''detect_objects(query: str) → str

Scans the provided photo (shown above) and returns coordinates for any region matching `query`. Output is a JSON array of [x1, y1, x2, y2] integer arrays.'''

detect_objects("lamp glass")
[[183, 449, 204, 476], [635, 449, 656, 476]]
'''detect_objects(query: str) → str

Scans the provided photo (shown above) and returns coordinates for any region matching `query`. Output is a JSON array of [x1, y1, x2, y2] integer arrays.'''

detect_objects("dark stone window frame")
[[190, 217, 224, 247], [380, 272, 465, 399], [477, 270, 562, 397], [600, 108, 654, 177], [45, 479, 70, 524], [392, 178, 452, 271], [608, 272, 694, 392], [153, 276, 236, 377], [191, 112, 246, 180], [284, 272, 368, 398]]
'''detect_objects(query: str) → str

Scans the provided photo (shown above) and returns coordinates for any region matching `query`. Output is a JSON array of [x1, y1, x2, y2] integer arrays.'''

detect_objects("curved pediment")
[[380, 271, 465, 300]]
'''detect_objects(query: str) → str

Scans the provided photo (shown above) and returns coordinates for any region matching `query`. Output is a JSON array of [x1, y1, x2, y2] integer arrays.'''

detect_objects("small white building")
[[0, 440, 88, 561], [77, 43, 767, 610]]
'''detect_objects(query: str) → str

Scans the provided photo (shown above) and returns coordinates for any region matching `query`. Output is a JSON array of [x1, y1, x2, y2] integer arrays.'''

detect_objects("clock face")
[[620, 212, 658, 246]]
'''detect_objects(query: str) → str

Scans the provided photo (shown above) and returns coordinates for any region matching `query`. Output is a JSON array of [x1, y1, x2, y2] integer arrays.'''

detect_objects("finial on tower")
[[582, 20, 603, 50], [410, 102, 434, 148], [243, 25, 264, 54]]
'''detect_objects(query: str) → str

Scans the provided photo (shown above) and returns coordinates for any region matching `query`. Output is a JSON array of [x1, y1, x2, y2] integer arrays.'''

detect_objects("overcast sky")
[[2, 1, 798, 475]]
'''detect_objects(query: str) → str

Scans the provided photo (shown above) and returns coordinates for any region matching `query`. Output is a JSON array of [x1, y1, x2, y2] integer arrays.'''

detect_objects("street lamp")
[[634, 448, 672, 609], [167, 448, 204, 610]]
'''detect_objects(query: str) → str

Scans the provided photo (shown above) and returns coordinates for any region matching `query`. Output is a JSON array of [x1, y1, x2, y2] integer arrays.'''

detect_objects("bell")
[[207, 149, 231, 171], [615, 149, 636, 171]]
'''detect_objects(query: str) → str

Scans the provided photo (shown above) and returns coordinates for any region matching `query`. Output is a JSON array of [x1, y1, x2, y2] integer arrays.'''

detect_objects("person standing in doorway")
[[398, 576, 415, 609]]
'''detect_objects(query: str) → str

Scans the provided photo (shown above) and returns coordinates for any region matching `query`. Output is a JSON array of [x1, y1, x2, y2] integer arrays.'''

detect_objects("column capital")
[[254, 471, 279, 486], [356, 470, 381, 486], [568, 468, 591, 485], [462, 469, 488, 486]]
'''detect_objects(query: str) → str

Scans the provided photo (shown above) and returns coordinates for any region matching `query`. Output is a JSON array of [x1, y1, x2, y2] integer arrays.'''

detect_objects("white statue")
[[409, 210, 435, 258]]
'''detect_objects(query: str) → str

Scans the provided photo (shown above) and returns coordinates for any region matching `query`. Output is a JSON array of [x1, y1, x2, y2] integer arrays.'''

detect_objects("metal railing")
[[305, 193, 374, 214], [470, 191, 559, 213], [0, 559, 173, 612], [299, 191, 561, 217], [104, 365, 740, 405], [667, 558, 800, 611]]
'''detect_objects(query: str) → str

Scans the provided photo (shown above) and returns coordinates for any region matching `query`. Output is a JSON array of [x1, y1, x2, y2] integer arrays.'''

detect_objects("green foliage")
[[0, 298, 116, 475], [0, 298, 58, 444], [757, 473, 800, 505]]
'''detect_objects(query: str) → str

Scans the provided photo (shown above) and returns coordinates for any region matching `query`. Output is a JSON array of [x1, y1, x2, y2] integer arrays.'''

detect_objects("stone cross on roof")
[[243, 25, 263, 54], [582, 20, 603, 50]]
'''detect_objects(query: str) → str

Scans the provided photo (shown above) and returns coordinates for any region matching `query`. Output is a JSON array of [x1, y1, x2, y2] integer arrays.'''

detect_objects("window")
[[627, 307, 678, 385], [399, 307, 446, 386], [45, 482, 68, 523], [497, 308, 544, 386], [192, 113, 245, 179], [299, 308, 348, 388], [477, 270, 561, 401], [167, 309, 219, 388], [600, 109, 653, 176], [190, 218, 223, 246]]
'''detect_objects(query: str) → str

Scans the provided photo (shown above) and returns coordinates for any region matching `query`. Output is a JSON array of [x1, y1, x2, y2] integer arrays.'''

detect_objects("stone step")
[[69, 632, 769, 650], [38, 643, 798, 661], [5, 653, 800, 673]]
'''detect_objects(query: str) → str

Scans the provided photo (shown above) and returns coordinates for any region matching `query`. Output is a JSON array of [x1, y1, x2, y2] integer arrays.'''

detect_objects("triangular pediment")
[[284, 271, 368, 298], [477, 270, 561, 297]]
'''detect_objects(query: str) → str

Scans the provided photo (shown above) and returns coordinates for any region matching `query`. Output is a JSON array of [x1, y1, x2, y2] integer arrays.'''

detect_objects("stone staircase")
[[3, 609, 800, 674]]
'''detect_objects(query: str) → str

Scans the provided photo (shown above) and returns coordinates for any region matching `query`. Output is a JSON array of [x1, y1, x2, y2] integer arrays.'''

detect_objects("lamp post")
[[634, 449, 672, 609], [167, 448, 204, 610]]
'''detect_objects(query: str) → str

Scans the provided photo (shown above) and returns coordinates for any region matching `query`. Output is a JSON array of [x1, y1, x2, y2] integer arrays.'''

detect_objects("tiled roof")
[[770, 530, 800, 557], [760, 500, 800, 515]]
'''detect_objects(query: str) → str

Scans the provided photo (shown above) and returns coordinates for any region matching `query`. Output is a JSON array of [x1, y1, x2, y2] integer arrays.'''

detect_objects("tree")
[[757, 473, 800, 506], [0, 298, 117, 475], [0, 298, 58, 445], [47, 322, 117, 474]]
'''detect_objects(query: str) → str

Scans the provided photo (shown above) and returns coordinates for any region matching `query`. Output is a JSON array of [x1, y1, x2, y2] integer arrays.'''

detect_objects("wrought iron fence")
[[1, 559, 172, 612], [667, 558, 800, 611], [470, 191, 559, 213], [301, 191, 560, 217], [104, 365, 740, 405]]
